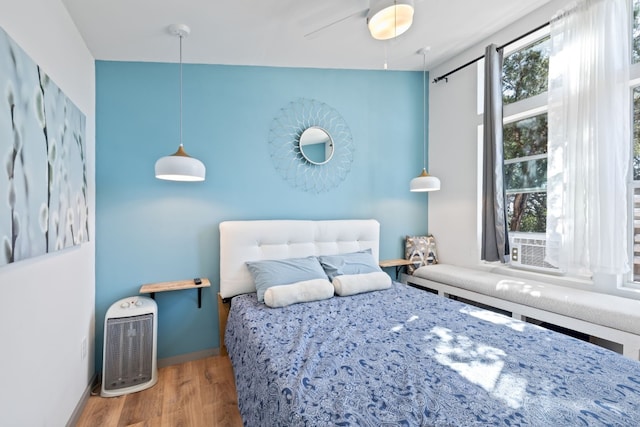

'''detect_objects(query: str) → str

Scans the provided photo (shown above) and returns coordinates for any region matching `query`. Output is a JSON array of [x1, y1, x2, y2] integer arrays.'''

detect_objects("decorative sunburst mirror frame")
[[268, 98, 354, 193]]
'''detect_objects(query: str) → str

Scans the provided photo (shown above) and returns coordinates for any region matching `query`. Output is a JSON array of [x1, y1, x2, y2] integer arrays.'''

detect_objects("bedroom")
[[1, 0, 639, 425]]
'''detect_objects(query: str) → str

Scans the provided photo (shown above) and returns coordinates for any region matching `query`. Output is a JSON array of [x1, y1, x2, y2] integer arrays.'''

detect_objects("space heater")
[[101, 296, 158, 397]]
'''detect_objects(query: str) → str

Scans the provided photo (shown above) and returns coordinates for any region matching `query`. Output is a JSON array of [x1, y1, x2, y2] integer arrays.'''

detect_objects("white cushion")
[[333, 272, 392, 297], [263, 279, 334, 308], [246, 256, 328, 302], [413, 264, 640, 336]]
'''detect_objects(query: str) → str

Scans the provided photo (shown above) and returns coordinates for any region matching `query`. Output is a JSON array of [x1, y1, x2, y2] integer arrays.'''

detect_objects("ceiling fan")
[[304, 0, 416, 41]]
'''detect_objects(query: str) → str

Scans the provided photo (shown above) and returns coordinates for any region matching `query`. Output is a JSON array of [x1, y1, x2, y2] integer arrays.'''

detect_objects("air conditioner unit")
[[101, 296, 158, 397], [510, 233, 558, 271]]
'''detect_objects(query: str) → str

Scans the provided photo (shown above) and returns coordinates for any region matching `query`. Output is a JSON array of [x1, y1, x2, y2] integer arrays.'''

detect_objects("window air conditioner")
[[510, 233, 557, 271]]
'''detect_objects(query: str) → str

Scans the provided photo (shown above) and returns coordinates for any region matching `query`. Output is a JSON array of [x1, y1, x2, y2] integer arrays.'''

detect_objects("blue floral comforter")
[[225, 282, 640, 426]]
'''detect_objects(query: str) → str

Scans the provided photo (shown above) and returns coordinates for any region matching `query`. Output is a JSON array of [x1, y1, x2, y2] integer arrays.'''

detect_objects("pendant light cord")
[[179, 33, 183, 146], [422, 50, 427, 170]]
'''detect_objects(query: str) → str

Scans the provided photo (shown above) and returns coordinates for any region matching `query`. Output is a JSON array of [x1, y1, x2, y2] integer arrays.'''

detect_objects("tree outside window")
[[633, 0, 640, 63], [503, 37, 549, 105], [502, 37, 549, 233]]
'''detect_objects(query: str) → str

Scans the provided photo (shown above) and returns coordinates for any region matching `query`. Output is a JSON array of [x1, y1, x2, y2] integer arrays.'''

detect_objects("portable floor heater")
[[101, 296, 158, 397]]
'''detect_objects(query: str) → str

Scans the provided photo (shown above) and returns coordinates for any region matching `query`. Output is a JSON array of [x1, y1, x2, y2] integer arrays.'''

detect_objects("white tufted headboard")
[[219, 219, 380, 299]]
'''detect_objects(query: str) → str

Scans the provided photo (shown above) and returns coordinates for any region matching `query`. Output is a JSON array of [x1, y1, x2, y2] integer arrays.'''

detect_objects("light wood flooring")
[[76, 355, 243, 427]]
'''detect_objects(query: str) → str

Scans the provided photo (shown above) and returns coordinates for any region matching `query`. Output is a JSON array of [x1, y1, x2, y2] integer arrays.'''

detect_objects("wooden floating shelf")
[[379, 259, 413, 268], [379, 259, 414, 279], [140, 278, 210, 308], [140, 278, 211, 294]]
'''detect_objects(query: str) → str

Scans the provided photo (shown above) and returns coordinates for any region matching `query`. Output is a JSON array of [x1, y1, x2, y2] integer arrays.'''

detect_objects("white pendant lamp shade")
[[410, 168, 441, 192], [410, 47, 440, 193], [367, 0, 415, 40], [155, 144, 206, 181], [155, 24, 206, 182]]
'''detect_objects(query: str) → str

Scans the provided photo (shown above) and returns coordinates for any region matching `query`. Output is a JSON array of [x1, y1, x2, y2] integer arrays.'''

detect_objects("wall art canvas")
[[0, 26, 88, 267]]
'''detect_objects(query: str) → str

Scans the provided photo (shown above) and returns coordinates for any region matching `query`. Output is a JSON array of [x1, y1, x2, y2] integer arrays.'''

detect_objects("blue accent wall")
[[95, 61, 430, 369]]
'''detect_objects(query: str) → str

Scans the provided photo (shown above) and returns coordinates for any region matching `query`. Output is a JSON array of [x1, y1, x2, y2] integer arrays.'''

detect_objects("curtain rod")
[[432, 21, 550, 84]]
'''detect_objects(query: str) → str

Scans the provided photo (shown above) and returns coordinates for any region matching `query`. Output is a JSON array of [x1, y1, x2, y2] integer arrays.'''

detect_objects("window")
[[631, 0, 640, 284], [503, 37, 549, 106], [480, 2, 640, 281], [632, 89, 640, 281], [503, 114, 548, 233], [488, 30, 554, 271], [502, 36, 550, 235]]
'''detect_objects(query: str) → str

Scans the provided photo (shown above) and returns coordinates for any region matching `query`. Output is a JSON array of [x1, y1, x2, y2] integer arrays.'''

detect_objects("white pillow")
[[332, 272, 392, 297], [263, 278, 334, 308]]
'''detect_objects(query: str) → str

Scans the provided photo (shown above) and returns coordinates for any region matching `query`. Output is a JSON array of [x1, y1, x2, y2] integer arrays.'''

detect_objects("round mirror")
[[299, 126, 334, 165]]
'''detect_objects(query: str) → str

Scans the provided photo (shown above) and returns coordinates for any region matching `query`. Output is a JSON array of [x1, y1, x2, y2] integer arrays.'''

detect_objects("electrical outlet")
[[81, 337, 88, 360]]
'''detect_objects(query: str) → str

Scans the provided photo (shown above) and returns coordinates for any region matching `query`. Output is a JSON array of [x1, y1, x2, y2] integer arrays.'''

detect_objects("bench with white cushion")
[[405, 264, 640, 360]]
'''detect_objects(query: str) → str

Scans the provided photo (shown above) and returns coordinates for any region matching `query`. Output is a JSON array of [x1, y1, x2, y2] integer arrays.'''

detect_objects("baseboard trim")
[[158, 348, 220, 368], [66, 373, 98, 427]]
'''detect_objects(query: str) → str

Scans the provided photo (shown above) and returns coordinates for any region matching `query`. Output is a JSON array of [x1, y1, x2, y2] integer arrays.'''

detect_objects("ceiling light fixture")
[[367, 0, 415, 41], [410, 47, 441, 192], [155, 24, 206, 182]]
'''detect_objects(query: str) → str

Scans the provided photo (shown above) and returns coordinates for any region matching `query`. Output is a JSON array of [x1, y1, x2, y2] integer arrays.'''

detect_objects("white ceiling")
[[61, 0, 551, 72]]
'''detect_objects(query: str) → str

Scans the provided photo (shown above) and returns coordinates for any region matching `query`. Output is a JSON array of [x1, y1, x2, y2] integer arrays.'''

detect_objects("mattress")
[[225, 282, 640, 426]]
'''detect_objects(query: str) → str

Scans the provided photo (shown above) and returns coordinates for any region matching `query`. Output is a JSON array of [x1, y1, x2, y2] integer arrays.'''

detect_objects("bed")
[[219, 219, 640, 426]]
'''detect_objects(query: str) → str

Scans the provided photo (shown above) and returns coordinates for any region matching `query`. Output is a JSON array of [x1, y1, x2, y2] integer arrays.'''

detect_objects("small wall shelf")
[[139, 278, 210, 309]]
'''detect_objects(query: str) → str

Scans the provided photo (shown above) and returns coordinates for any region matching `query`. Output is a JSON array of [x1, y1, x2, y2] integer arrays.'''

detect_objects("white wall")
[[428, 0, 572, 268], [0, 0, 95, 425]]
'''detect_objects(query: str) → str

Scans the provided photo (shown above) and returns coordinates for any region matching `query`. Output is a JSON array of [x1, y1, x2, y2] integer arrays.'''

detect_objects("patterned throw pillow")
[[405, 235, 438, 274]]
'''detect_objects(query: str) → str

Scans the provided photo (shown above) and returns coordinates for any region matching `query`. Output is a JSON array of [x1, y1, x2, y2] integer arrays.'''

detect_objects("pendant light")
[[367, 0, 415, 41], [410, 47, 440, 192], [155, 24, 206, 182]]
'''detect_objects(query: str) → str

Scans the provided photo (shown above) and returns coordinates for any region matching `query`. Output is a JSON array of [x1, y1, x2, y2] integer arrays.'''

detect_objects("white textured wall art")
[[0, 26, 88, 266]]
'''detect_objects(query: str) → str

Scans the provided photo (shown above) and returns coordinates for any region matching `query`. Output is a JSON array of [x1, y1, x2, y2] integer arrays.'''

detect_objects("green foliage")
[[634, 87, 640, 180], [634, 0, 640, 180], [507, 192, 547, 233], [503, 114, 548, 158], [502, 38, 550, 105], [634, 0, 640, 63], [504, 158, 547, 191], [502, 37, 550, 233], [503, 114, 547, 194]]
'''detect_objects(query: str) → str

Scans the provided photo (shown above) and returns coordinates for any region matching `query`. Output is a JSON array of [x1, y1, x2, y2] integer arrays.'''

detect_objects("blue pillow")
[[246, 256, 328, 302], [318, 249, 382, 281]]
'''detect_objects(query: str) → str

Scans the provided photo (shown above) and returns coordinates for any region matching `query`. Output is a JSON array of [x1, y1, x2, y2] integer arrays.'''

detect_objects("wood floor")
[[76, 355, 243, 427]]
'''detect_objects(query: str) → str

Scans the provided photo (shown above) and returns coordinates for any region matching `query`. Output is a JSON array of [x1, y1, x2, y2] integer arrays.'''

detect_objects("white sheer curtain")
[[546, 0, 630, 276]]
